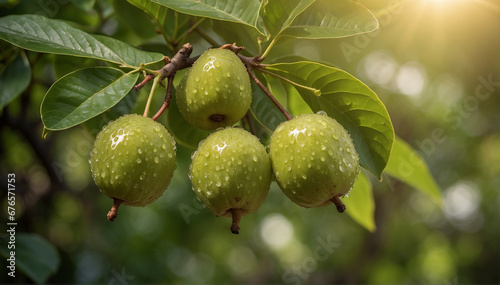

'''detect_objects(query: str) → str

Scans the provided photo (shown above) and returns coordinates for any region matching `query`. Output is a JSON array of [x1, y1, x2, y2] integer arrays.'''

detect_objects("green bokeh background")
[[1, 0, 499, 284]]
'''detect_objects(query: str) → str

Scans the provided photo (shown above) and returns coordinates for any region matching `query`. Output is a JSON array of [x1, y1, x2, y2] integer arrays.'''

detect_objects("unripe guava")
[[90, 114, 177, 221], [189, 127, 271, 233], [176, 48, 252, 130], [269, 113, 360, 212]]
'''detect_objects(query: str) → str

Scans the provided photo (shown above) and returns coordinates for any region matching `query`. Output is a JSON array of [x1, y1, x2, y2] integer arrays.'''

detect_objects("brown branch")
[[152, 76, 174, 121], [159, 43, 197, 81], [246, 66, 292, 121], [220, 43, 244, 54]]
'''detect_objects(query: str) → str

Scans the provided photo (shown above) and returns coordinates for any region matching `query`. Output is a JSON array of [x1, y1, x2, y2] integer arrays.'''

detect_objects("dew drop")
[[138, 148, 142, 154], [162, 144, 167, 150], [154, 157, 160, 164], [137, 158, 142, 163]]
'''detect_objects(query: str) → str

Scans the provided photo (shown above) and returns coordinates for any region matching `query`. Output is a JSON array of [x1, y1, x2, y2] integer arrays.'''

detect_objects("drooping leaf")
[[166, 91, 210, 149], [0, 53, 31, 109], [385, 137, 442, 205], [344, 171, 375, 232], [260, 0, 315, 38], [249, 77, 286, 131], [0, 15, 164, 67], [41, 67, 140, 131], [152, 0, 265, 35], [282, 0, 379, 39], [0, 233, 60, 284], [264, 62, 394, 178]]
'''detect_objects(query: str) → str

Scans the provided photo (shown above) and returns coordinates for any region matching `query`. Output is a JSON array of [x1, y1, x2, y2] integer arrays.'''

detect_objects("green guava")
[[176, 48, 252, 130], [90, 114, 177, 221], [189, 127, 271, 233], [269, 113, 360, 212]]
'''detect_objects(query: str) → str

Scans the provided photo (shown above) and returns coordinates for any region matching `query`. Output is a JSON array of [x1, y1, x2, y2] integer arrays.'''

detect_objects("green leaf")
[[152, 0, 265, 35], [282, 0, 379, 39], [385, 137, 442, 205], [0, 53, 31, 109], [0, 233, 60, 284], [41, 67, 140, 131], [249, 78, 286, 131], [344, 171, 376, 232], [127, 0, 191, 42], [0, 15, 164, 67], [260, 0, 315, 38], [114, 0, 159, 39], [70, 0, 95, 12], [167, 91, 210, 149], [264, 62, 394, 178]]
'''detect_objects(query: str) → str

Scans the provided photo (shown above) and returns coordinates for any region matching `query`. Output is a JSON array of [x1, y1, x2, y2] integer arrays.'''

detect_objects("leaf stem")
[[260, 36, 279, 60], [257, 67, 321, 95]]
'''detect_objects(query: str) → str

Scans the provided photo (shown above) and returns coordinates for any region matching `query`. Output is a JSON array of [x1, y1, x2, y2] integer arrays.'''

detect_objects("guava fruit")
[[176, 48, 252, 130], [269, 113, 360, 212], [90, 114, 177, 221], [189, 127, 271, 233]]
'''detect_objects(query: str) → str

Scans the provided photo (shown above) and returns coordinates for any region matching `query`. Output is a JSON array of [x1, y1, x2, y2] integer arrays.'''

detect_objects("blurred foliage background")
[[1, 0, 499, 284]]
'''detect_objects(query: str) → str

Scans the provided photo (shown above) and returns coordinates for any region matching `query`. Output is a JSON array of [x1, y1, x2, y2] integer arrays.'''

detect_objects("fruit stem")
[[245, 66, 292, 121], [107, 198, 123, 221], [152, 75, 174, 121], [331, 195, 346, 213], [143, 75, 161, 117], [245, 111, 256, 135], [229, 209, 242, 234]]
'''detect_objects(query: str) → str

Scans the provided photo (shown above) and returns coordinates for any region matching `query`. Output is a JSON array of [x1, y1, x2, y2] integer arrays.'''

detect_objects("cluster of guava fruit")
[[89, 47, 360, 233]]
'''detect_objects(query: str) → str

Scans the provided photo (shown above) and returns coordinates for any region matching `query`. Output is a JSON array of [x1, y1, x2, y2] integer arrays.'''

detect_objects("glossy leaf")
[[152, 0, 265, 35], [0, 233, 60, 284], [282, 0, 379, 39], [264, 62, 394, 178], [167, 91, 210, 149], [260, 0, 315, 38], [0, 53, 31, 109], [249, 78, 286, 131], [385, 137, 442, 205], [41, 67, 140, 131], [344, 171, 376, 232], [0, 15, 164, 67]]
